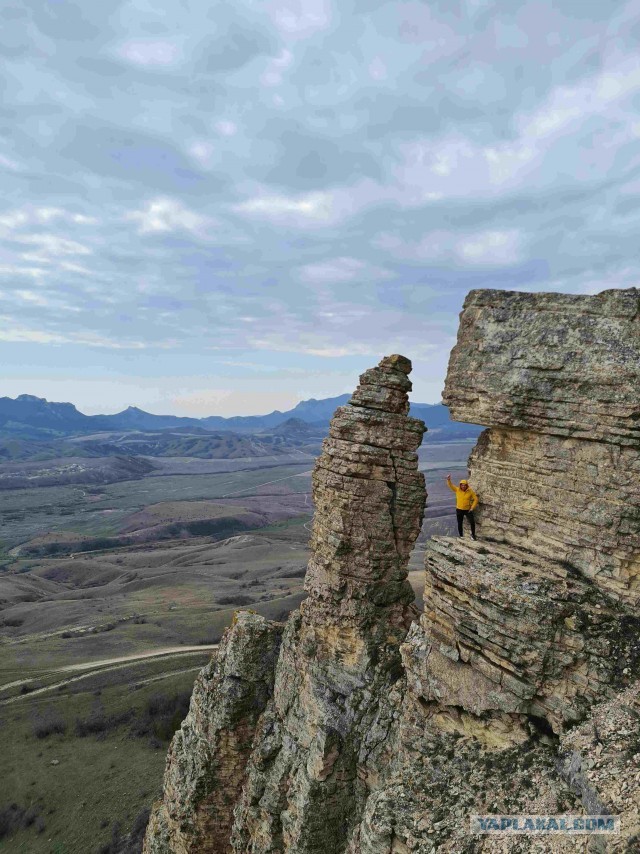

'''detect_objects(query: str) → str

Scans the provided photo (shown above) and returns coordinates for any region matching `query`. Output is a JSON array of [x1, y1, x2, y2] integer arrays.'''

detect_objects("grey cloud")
[[25, 0, 116, 43], [256, 123, 383, 189], [195, 22, 277, 74], [55, 120, 216, 192]]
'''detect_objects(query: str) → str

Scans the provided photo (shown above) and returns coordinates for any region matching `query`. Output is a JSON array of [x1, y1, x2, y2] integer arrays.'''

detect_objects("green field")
[[0, 462, 312, 552], [2, 662, 204, 854]]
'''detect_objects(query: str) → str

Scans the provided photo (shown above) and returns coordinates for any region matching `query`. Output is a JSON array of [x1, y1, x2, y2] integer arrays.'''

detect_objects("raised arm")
[[446, 475, 457, 493]]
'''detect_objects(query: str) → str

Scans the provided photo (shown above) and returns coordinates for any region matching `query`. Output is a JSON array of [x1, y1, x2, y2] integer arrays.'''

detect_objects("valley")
[[0, 408, 473, 853]]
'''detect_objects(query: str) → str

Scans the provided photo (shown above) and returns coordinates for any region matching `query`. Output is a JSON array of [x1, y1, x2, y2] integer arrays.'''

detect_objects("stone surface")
[[143, 612, 283, 854], [444, 287, 640, 445], [468, 427, 640, 604], [403, 537, 640, 733], [559, 681, 640, 851], [145, 293, 640, 853]]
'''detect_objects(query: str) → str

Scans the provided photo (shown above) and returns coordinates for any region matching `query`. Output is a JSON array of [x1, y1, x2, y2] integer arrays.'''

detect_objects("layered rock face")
[[145, 288, 640, 854], [400, 287, 640, 848], [404, 289, 639, 734], [444, 287, 640, 604]]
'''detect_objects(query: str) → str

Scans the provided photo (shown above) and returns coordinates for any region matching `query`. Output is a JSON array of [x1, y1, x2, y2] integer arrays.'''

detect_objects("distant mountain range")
[[0, 393, 481, 442]]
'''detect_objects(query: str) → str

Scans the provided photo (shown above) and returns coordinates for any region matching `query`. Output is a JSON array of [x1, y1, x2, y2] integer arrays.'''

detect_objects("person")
[[446, 475, 478, 540]]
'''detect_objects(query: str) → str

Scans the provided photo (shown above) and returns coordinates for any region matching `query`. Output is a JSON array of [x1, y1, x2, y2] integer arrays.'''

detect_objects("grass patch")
[[1, 668, 198, 853]]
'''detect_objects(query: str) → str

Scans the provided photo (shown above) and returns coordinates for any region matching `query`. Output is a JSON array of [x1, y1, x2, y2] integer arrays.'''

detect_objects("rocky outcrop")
[[443, 288, 639, 446], [145, 288, 640, 853], [144, 612, 283, 854], [403, 537, 638, 732], [397, 287, 640, 850]]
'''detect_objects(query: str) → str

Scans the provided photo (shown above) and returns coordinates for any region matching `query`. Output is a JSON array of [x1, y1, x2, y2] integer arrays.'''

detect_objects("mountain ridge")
[[0, 393, 479, 440]]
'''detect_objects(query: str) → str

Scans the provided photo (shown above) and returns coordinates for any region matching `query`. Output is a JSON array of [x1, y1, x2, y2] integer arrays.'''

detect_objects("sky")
[[1, 0, 639, 415]]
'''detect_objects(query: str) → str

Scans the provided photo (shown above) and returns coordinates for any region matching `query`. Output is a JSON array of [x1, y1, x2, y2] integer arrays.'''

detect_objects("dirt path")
[[57, 645, 217, 673], [0, 645, 217, 703], [130, 665, 203, 688], [221, 469, 313, 498]]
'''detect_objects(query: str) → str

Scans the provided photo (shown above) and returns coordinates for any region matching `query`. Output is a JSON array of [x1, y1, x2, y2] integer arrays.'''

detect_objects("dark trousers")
[[456, 509, 476, 537]]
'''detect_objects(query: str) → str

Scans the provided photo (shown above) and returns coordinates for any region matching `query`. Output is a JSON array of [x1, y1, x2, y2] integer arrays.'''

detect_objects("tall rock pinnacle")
[[232, 354, 426, 852], [304, 353, 426, 642]]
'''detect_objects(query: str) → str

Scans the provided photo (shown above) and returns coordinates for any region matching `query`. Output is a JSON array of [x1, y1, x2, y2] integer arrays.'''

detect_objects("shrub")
[[32, 708, 67, 739], [96, 808, 150, 854], [0, 803, 43, 840], [0, 804, 23, 839], [22, 806, 39, 827], [129, 690, 191, 743], [75, 700, 132, 738], [217, 594, 253, 606]]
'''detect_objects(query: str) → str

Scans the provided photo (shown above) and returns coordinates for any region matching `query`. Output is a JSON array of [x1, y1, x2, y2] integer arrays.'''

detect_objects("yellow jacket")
[[447, 480, 478, 511]]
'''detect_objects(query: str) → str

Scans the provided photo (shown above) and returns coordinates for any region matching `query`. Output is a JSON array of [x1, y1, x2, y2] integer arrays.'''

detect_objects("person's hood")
[[460, 479, 468, 485]]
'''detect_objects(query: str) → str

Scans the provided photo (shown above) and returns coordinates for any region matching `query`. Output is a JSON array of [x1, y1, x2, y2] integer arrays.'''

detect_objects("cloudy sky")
[[1, 0, 639, 415]]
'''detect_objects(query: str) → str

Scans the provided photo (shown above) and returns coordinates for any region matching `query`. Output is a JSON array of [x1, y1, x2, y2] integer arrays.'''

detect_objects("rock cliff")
[[145, 288, 640, 853]]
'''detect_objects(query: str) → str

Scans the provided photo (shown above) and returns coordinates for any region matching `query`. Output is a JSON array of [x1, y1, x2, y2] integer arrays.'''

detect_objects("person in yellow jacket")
[[446, 475, 478, 540]]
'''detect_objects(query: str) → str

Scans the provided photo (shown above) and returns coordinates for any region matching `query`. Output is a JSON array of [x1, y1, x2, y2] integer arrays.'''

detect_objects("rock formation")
[[144, 611, 284, 853], [145, 288, 640, 853]]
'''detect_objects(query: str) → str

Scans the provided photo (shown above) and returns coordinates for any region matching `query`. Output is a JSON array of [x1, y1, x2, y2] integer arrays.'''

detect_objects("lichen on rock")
[[143, 611, 284, 854]]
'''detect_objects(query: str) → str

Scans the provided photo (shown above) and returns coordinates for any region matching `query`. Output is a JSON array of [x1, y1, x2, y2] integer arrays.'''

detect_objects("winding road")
[[0, 644, 218, 704]]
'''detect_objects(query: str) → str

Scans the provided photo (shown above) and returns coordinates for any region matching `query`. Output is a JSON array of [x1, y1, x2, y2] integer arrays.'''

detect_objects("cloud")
[[117, 40, 181, 67], [215, 121, 238, 137], [518, 56, 640, 140], [0, 207, 98, 232], [125, 198, 213, 237], [266, 0, 333, 38], [375, 229, 524, 269], [0, 153, 22, 171], [260, 49, 294, 86], [0, 265, 47, 280], [12, 290, 52, 307], [0, 318, 148, 349], [188, 140, 215, 168], [2, 0, 640, 413], [234, 190, 335, 223], [18, 234, 92, 258], [456, 231, 523, 267], [299, 256, 392, 282]]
